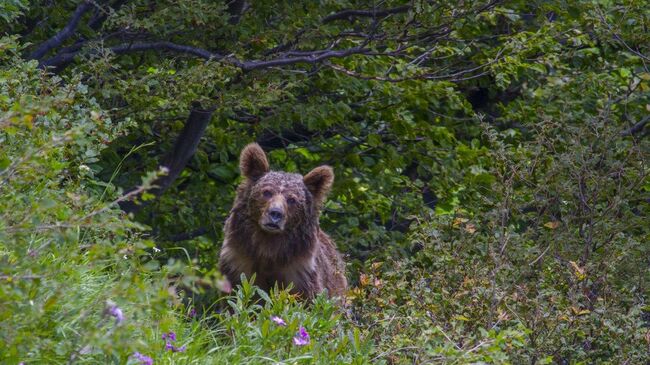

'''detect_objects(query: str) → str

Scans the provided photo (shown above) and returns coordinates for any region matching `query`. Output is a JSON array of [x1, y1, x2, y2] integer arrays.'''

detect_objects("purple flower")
[[165, 342, 187, 353], [293, 326, 310, 346], [271, 315, 286, 326], [131, 352, 153, 365], [189, 307, 196, 317], [162, 331, 186, 353], [105, 301, 124, 324], [161, 331, 176, 342]]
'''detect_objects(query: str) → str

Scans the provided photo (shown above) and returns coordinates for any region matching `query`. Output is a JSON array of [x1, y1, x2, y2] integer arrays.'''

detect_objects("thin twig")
[[323, 5, 411, 23], [529, 244, 551, 266]]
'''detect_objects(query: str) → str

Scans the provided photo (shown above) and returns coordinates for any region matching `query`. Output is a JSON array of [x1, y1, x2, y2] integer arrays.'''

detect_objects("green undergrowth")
[[0, 45, 369, 364]]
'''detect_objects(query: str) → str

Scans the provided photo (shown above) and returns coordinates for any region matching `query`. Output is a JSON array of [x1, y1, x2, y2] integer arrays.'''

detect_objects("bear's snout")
[[268, 208, 284, 223], [260, 198, 287, 233]]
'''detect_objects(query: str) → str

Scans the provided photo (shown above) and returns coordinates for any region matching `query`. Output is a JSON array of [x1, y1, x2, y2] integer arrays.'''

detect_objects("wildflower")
[[161, 331, 176, 342], [293, 326, 310, 346], [162, 331, 186, 352], [189, 307, 196, 317], [165, 341, 187, 352], [131, 352, 153, 365], [216, 278, 232, 293], [105, 301, 124, 324], [271, 315, 286, 326], [175, 345, 187, 353]]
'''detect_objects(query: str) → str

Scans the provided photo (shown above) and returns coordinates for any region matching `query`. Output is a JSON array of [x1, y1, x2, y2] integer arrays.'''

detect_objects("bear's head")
[[238, 143, 333, 234]]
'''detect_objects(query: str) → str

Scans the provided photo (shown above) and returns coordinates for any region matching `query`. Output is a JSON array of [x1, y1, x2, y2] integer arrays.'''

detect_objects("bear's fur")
[[219, 143, 347, 300]]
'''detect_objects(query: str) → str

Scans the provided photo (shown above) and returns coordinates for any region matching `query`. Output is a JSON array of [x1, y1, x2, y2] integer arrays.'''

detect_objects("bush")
[[351, 119, 649, 364]]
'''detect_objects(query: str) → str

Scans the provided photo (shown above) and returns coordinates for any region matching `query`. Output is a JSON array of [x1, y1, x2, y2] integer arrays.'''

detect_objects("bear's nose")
[[268, 208, 284, 223]]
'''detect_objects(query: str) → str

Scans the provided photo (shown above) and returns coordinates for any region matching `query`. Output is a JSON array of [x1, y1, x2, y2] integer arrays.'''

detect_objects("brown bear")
[[219, 143, 347, 300]]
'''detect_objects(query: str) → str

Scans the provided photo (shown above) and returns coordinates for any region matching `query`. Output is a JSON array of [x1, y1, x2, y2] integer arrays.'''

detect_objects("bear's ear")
[[240, 143, 269, 180], [303, 166, 334, 205]]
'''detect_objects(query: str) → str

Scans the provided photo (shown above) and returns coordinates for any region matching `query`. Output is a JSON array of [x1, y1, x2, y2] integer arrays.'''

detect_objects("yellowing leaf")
[[347, 287, 363, 299], [359, 273, 370, 286], [571, 306, 590, 316], [453, 217, 468, 227], [22, 114, 34, 127], [464, 223, 477, 234], [569, 261, 586, 280], [544, 221, 560, 229]]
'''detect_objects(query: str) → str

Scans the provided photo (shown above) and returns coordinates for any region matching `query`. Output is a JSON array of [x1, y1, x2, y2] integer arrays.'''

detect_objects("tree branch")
[[322, 5, 411, 23], [111, 41, 223, 59], [41, 40, 370, 72], [28, 1, 94, 60], [119, 106, 215, 214], [241, 46, 369, 70], [226, 0, 248, 24], [621, 115, 650, 136]]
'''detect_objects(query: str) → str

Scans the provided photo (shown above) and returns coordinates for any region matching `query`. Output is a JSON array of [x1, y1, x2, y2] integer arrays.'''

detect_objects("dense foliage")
[[1, 0, 648, 364]]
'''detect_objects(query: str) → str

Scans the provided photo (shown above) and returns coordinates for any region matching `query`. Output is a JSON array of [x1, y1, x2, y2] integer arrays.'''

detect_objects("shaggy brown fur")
[[219, 143, 347, 300]]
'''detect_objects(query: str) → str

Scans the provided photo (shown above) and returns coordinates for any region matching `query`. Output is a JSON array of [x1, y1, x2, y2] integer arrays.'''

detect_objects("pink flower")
[[271, 315, 286, 326], [293, 326, 310, 346], [217, 278, 232, 293]]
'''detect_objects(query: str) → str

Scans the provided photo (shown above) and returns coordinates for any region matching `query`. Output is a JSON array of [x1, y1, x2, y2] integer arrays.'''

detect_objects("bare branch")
[[111, 41, 222, 59], [28, 1, 93, 60], [41, 40, 370, 72], [241, 46, 369, 70], [621, 116, 650, 136], [323, 5, 410, 23], [40, 40, 224, 69], [324, 47, 504, 83]]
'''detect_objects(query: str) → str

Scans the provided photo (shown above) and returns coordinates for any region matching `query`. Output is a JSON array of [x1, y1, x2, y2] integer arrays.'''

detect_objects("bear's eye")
[[286, 197, 297, 205], [262, 190, 273, 199]]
